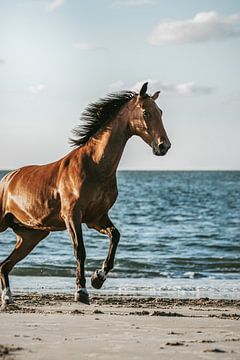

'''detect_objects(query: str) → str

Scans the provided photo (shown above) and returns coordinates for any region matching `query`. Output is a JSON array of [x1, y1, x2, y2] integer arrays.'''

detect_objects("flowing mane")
[[70, 91, 136, 147]]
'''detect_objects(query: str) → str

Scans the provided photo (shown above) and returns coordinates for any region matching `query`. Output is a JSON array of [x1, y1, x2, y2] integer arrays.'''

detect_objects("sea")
[[0, 170, 239, 299]]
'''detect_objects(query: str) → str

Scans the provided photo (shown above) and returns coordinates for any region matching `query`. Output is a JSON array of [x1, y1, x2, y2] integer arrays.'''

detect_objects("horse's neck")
[[84, 114, 129, 177]]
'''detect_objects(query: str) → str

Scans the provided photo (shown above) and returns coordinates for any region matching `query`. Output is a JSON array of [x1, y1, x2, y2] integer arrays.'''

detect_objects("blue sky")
[[0, 0, 240, 170]]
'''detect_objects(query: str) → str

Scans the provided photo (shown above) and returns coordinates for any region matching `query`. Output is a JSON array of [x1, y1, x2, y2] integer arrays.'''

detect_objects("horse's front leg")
[[64, 212, 88, 304], [91, 217, 120, 289]]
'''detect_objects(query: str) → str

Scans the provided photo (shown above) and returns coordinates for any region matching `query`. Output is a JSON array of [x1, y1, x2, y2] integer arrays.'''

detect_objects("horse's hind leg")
[[0, 228, 49, 305], [64, 214, 88, 304], [91, 215, 120, 289]]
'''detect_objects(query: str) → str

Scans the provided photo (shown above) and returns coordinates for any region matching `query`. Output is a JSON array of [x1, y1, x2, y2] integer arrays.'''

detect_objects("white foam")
[[4, 276, 240, 300]]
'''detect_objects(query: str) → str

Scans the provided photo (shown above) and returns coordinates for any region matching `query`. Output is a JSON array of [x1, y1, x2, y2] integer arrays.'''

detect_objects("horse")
[[0, 82, 171, 305]]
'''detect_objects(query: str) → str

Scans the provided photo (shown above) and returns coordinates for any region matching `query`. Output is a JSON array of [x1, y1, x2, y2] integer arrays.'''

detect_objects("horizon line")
[[0, 168, 239, 172]]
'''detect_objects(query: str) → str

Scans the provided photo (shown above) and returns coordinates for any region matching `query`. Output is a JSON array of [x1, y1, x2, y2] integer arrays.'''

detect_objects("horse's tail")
[[0, 174, 4, 205], [0, 178, 5, 231], [0, 171, 14, 232], [0, 169, 21, 232]]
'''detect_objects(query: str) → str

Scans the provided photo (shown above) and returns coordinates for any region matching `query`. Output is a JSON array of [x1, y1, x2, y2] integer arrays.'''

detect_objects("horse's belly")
[[8, 209, 65, 231], [5, 195, 65, 231]]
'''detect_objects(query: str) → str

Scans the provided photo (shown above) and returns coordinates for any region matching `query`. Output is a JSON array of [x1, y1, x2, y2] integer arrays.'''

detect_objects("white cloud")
[[131, 79, 213, 95], [164, 82, 213, 95], [74, 42, 106, 51], [47, 0, 65, 12], [0, 59, 5, 64], [148, 11, 240, 45], [112, 0, 155, 7], [28, 84, 47, 94]]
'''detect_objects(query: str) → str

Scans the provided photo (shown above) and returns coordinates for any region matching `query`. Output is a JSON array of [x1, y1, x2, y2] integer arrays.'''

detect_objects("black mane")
[[70, 91, 136, 147]]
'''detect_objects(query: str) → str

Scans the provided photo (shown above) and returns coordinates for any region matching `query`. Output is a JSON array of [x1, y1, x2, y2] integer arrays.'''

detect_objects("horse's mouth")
[[153, 149, 167, 156]]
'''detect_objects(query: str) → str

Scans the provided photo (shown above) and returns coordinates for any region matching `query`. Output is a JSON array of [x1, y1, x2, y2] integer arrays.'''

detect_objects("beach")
[[1, 171, 239, 359], [0, 294, 239, 360]]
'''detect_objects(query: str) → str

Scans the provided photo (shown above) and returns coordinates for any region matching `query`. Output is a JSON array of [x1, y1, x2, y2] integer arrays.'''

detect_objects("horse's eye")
[[143, 110, 151, 119]]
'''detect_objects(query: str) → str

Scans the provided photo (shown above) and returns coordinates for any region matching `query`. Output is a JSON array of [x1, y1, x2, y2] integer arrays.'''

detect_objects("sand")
[[0, 294, 239, 360]]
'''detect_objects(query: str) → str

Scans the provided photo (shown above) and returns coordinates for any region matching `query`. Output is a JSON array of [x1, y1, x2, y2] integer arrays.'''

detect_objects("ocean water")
[[0, 170, 239, 299]]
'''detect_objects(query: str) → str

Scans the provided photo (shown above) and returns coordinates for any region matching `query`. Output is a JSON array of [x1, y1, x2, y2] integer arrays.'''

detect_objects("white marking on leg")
[[1, 287, 13, 304], [98, 268, 106, 280]]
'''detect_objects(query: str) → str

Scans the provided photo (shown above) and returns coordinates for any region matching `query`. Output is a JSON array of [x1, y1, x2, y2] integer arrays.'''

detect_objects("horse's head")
[[128, 82, 171, 156]]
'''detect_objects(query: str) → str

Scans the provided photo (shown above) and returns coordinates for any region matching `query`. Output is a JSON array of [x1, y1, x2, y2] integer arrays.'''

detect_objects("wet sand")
[[0, 294, 240, 359]]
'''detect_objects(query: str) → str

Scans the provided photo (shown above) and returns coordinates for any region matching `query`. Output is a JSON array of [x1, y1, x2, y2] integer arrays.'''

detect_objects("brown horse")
[[0, 82, 171, 305]]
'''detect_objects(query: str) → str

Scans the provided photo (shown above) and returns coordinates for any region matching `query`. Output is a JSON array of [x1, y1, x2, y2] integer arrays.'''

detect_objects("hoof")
[[91, 270, 106, 289], [1, 288, 13, 307], [1, 298, 13, 306], [75, 289, 90, 305]]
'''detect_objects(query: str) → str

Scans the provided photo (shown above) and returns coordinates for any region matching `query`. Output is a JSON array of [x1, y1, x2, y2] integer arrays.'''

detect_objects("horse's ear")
[[139, 82, 148, 98], [152, 91, 160, 101]]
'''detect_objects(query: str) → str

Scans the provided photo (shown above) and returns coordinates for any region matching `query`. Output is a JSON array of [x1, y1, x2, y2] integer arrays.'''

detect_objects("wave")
[[11, 264, 239, 280]]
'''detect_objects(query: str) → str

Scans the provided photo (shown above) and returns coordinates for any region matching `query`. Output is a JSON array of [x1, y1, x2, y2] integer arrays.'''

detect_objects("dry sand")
[[0, 294, 239, 360]]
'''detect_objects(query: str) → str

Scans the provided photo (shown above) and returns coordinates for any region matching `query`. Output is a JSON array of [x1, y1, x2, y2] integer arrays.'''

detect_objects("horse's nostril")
[[153, 142, 170, 156], [159, 143, 165, 152]]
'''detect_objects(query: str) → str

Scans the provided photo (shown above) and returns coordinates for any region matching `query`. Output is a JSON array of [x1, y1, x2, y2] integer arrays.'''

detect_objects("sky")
[[0, 0, 240, 170]]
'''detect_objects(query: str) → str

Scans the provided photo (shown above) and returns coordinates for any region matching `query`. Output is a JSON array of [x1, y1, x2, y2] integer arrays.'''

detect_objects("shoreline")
[[6, 275, 240, 300], [0, 293, 239, 359]]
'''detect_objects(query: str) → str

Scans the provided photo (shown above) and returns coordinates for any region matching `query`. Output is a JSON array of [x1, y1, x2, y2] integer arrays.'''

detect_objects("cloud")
[[148, 11, 240, 45], [0, 59, 5, 64], [112, 0, 155, 7], [46, 0, 65, 12], [163, 82, 213, 95], [74, 42, 106, 51], [28, 84, 47, 94], [131, 79, 213, 95], [109, 79, 213, 95]]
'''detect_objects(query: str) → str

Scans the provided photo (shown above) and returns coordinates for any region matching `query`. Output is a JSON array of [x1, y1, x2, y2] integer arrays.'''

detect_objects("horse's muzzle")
[[152, 141, 171, 156]]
